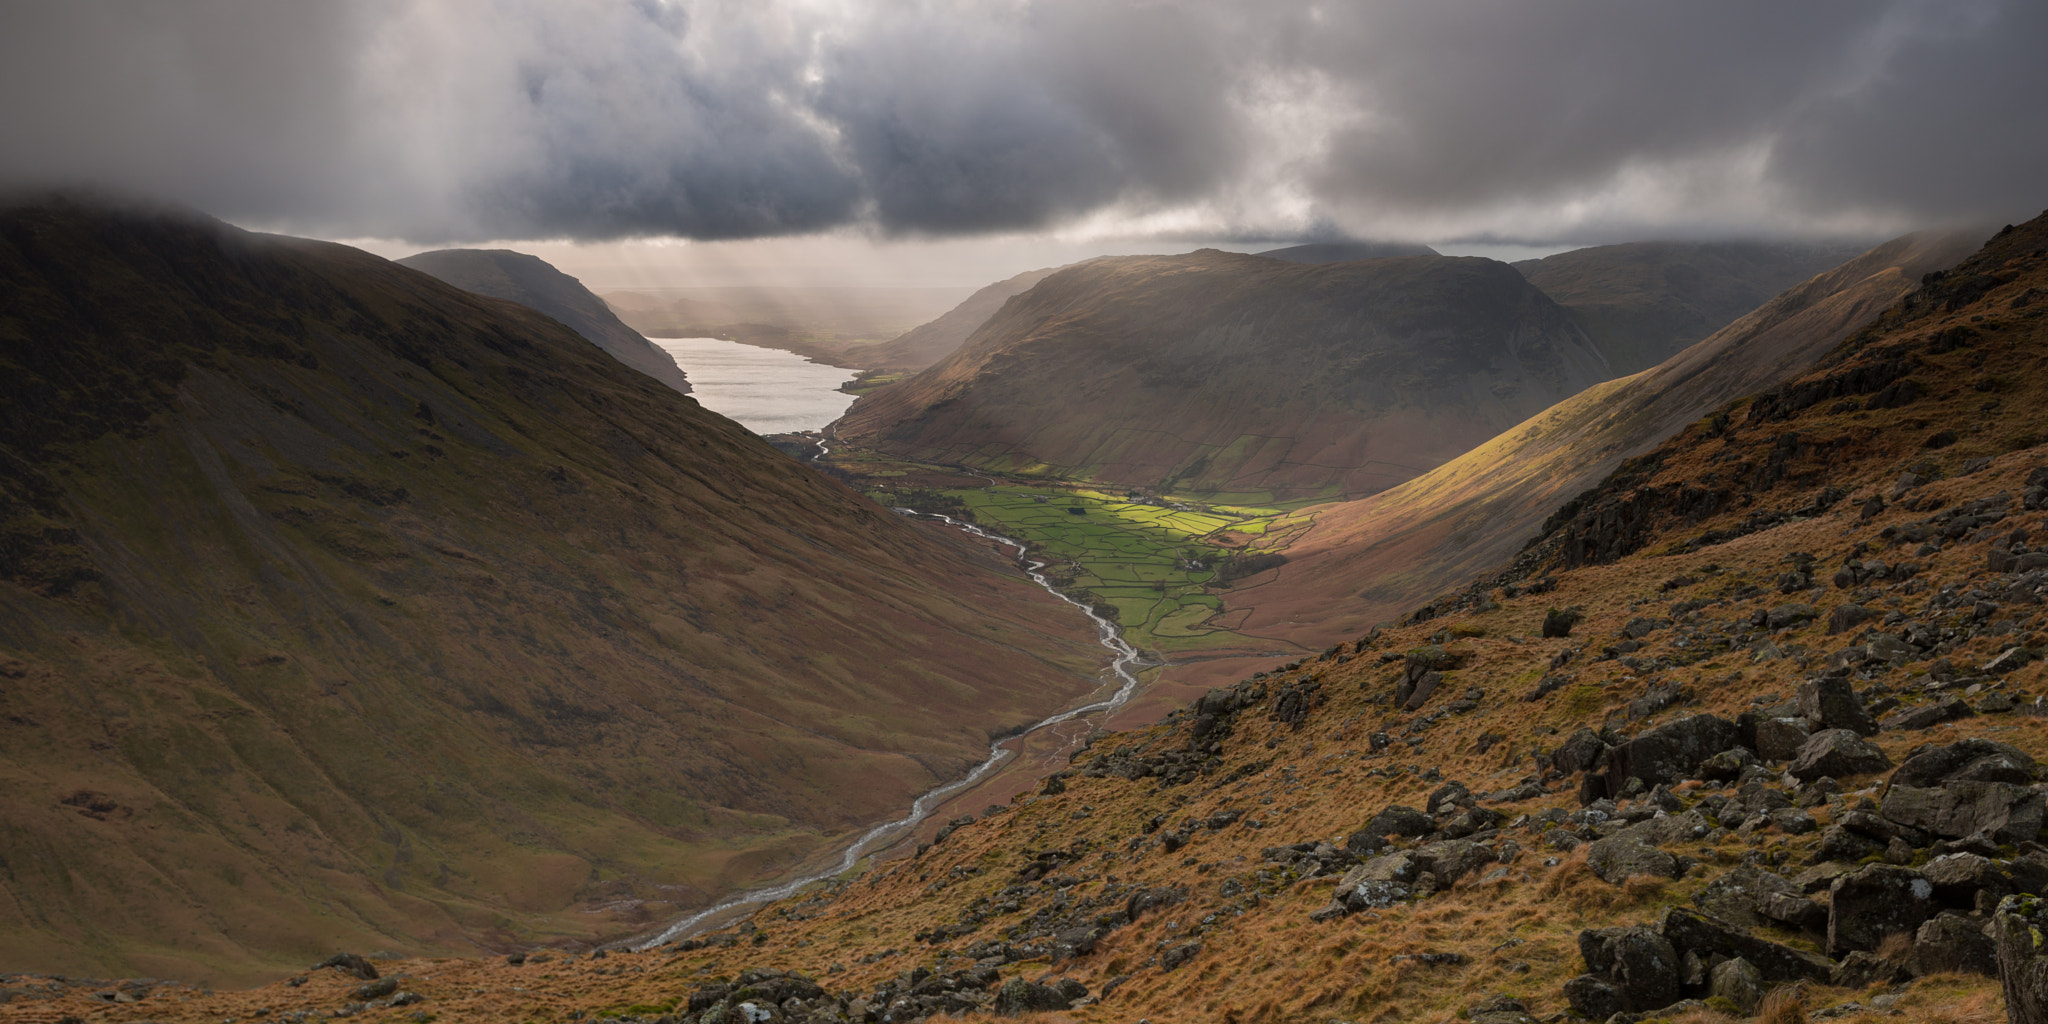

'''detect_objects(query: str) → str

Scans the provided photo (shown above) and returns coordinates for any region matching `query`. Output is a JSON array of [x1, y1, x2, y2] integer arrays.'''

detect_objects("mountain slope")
[[1515, 240, 1870, 376], [1217, 228, 1982, 655], [837, 250, 1613, 501], [0, 195, 1101, 982], [396, 247, 694, 394], [857, 266, 1065, 371]]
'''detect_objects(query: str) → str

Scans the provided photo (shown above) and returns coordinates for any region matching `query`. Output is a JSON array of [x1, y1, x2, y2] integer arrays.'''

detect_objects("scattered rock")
[[1882, 697, 1976, 731], [1891, 737, 2037, 788], [314, 954, 379, 981]]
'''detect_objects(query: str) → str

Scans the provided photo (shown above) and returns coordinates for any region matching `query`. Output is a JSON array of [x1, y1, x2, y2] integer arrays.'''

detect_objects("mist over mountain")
[[0, 194, 1098, 980], [838, 249, 1612, 500], [856, 265, 1067, 371], [1259, 241, 1440, 264], [397, 247, 694, 394], [1514, 240, 1873, 375]]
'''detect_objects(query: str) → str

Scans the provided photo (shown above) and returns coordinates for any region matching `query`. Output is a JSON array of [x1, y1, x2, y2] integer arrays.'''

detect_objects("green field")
[[875, 482, 1302, 654]]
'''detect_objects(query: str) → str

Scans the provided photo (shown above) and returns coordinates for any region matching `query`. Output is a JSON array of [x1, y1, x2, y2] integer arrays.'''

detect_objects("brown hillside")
[[0, 194, 1101, 984], [1218, 228, 1981, 660], [27, 208, 2048, 1024], [837, 249, 1613, 501], [1516, 240, 1870, 377]]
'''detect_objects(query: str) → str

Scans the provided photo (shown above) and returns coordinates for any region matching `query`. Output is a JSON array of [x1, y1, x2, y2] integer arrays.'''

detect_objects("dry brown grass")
[[1876, 931, 1916, 963], [1757, 983, 1809, 1024]]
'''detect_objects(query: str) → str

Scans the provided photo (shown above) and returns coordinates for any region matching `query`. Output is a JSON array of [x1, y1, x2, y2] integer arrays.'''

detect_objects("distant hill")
[[397, 248, 693, 394], [1259, 240, 1440, 263], [1208, 227, 1981, 656], [857, 265, 1066, 370], [837, 249, 1611, 501], [0, 195, 1098, 981], [1514, 240, 1870, 376]]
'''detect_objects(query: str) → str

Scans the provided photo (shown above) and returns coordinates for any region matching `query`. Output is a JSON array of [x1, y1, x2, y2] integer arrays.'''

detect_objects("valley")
[[12, 206, 2048, 1024]]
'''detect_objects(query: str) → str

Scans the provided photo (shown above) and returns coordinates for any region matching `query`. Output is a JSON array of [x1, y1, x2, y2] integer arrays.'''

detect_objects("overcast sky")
[[3, 1, 2044, 286]]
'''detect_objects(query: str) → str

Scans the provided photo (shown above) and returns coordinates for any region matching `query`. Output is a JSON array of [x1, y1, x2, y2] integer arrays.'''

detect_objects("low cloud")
[[1, 0, 2041, 244]]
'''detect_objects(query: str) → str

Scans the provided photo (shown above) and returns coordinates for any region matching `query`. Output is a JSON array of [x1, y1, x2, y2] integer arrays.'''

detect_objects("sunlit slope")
[[0, 195, 1099, 982], [1515, 240, 1869, 376], [1227, 228, 1982, 649], [397, 247, 694, 394], [837, 249, 1614, 501]]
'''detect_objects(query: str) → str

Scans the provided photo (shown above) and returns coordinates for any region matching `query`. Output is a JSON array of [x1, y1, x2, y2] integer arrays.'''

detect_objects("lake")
[[649, 337, 859, 435]]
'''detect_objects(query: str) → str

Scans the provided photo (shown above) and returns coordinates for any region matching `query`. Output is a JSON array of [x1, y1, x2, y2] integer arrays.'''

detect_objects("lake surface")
[[649, 337, 858, 434]]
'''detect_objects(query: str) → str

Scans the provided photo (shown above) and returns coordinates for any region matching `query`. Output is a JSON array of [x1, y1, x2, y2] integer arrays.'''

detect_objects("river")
[[649, 336, 858, 434], [637, 512, 1143, 948]]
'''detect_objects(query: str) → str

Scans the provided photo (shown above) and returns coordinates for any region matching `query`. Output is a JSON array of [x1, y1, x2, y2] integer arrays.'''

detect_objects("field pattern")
[[917, 485, 1298, 654]]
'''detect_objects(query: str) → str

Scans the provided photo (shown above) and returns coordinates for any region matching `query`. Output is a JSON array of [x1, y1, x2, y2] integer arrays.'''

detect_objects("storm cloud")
[[1, 0, 2042, 243]]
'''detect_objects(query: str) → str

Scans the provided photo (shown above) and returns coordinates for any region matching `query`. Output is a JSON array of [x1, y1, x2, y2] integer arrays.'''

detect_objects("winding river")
[[639, 512, 1143, 948]]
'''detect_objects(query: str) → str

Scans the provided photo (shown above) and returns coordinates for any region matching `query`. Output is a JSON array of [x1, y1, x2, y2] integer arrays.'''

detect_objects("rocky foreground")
[[7, 217, 2048, 1023]]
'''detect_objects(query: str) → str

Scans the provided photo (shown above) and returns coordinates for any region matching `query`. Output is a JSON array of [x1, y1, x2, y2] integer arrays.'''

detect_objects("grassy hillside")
[[0, 194, 1102, 984], [836, 249, 1614, 502], [856, 267, 1065, 371]]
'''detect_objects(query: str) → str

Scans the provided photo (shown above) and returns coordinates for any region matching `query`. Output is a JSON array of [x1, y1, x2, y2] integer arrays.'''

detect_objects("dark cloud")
[[0, 0, 2041, 243]]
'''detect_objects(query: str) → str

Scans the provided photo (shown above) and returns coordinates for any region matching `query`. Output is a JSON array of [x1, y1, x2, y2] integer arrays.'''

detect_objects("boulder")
[[1993, 895, 2048, 1024], [1891, 738, 2037, 788], [1562, 974, 1628, 1021], [1797, 676, 1879, 736], [1466, 994, 1537, 1024], [1828, 604, 1875, 636], [1881, 781, 2046, 843], [1692, 866, 1800, 929], [1363, 804, 1435, 840], [1922, 853, 2015, 906], [1412, 840, 1494, 884], [1818, 826, 1883, 862], [1543, 608, 1582, 639], [1832, 949, 1915, 988], [995, 978, 1072, 1013], [1341, 852, 1420, 887], [314, 954, 379, 981], [1659, 907, 1834, 982], [1768, 603, 1818, 629], [1754, 717, 1813, 762], [1577, 926, 1681, 1012], [1758, 891, 1829, 932], [1698, 747, 1759, 782], [1915, 912, 1997, 976], [1552, 727, 1609, 776], [1159, 941, 1201, 972], [1882, 697, 1976, 731], [1789, 729, 1892, 782], [1829, 864, 1937, 955], [1587, 835, 1682, 885], [1604, 714, 1739, 794], [1709, 957, 1765, 1015]]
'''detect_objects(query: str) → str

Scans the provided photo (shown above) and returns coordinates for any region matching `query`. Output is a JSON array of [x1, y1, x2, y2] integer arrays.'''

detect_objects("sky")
[[3, 0, 2046, 288]]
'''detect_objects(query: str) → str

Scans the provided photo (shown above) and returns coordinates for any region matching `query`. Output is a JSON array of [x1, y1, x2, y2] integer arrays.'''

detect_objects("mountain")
[[1259, 240, 1440, 263], [836, 249, 1614, 501], [36, 209, 2048, 1024], [1514, 240, 1871, 376], [1209, 228, 1981, 659], [396, 248, 694, 395], [855, 266, 1065, 371], [0, 194, 1102, 982]]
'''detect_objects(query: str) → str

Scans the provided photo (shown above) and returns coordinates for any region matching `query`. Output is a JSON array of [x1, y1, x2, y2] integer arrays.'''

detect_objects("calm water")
[[649, 337, 858, 434]]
